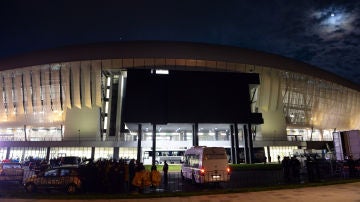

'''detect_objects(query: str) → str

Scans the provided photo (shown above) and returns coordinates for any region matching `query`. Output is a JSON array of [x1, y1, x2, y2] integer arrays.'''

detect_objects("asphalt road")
[[0, 167, 286, 195], [2, 181, 360, 202]]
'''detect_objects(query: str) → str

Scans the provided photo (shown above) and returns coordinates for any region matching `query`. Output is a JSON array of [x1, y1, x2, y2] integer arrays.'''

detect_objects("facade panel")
[[0, 42, 358, 163]]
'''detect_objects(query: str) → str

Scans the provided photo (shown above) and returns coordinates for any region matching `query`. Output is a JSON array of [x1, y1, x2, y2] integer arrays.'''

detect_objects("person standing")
[[150, 165, 161, 189], [163, 160, 169, 185]]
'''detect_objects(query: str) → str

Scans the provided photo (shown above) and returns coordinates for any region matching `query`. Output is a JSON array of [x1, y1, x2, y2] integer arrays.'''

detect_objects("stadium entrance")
[[120, 69, 264, 164]]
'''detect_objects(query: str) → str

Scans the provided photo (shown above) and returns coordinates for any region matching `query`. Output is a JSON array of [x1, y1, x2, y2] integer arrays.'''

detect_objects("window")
[[45, 169, 58, 177]]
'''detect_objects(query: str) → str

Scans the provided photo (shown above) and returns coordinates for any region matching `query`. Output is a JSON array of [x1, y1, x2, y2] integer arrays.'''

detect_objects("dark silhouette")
[[128, 159, 136, 191], [282, 157, 290, 182], [348, 155, 356, 177], [163, 160, 169, 185], [290, 156, 301, 182]]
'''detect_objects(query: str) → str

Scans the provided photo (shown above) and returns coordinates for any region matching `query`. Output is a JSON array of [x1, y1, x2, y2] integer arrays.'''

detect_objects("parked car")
[[0, 162, 24, 183], [24, 166, 82, 194]]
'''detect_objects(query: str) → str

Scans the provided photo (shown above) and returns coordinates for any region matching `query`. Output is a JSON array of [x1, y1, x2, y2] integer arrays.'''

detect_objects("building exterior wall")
[[0, 58, 360, 142], [0, 42, 359, 162]]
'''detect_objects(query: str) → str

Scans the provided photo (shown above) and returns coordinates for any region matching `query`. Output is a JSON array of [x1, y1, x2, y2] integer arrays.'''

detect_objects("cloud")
[[264, 1, 360, 84]]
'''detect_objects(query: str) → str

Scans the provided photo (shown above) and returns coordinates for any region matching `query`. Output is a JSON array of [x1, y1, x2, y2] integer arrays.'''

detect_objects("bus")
[[143, 150, 185, 165], [181, 146, 230, 184]]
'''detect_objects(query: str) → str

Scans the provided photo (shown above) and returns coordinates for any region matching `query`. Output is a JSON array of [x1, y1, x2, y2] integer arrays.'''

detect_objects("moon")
[[310, 7, 356, 40]]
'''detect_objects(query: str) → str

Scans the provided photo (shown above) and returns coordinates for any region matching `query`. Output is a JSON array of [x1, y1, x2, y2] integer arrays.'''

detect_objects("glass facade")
[[50, 147, 92, 160], [94, 147, 113, 160], [9, 147, 47, 162], [1, 54, 359, 163], [119, 147, 137, 160], [266, 146, 298, 163]]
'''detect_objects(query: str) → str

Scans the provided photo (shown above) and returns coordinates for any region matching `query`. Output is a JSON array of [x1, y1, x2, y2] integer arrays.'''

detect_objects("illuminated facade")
[[0, 41, 359, 162]]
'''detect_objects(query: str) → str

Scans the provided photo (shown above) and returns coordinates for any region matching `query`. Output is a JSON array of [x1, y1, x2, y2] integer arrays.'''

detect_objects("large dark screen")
[[122, 69, 260, 123]]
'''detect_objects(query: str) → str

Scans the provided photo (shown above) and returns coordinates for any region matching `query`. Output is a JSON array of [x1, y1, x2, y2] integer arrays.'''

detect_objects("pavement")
[[2, 181, 360, 202]]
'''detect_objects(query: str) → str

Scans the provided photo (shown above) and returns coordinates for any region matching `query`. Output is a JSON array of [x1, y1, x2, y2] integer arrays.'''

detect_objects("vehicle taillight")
[[226, 167, 231, 174], [200, 168, 205, 176]]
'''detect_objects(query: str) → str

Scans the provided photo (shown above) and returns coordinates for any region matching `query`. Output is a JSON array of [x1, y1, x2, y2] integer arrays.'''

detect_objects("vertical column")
[[24, 125, 27, 141], [248, 123, 254, 164], [152, 123, 156, 166], [46, 147, 50, 161], [5, 75, 14, 114], [61, 124, 64, 141], [192, 123, 199, 146], [71, 62, 81, 108], [234, 123, 240, 164], [81, 61, 92, 108], [243, 124, 250, 164], [14, 73, 24, 114], [50, 66, 61, 111], [42, 67, 51, 112], [91, 147, 95, 160], [116, 73, 125, 140], [21, 149, 26, 163], [6, 147, 10, 159], [267, 146, 271, 163], [32, 68, 41, 112], [24, 70, 33, 113], [137, 124, 142, 162], [113, 147, 119, 161], [215, 131, 219, 141], [61, 63, 71, 109], [91, 60, 102, 107], [230, 124, 236, 164]]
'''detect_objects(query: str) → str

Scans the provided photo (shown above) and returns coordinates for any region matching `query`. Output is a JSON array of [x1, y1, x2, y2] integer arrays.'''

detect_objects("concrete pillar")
[[267, 146, 271, 163], [46, 147, 50, 161], [192, 123, 199, 146], [230, 124, 236, 164], [91, 147, 95, 160], [152, 123, 156, 166], [137, 124, 142, 162], [234, 123, 240, 164], [113, 147, 119, 161], [248, 123, 254, 164], [243, 124, 250, 164], [6, 147, 10, 159]]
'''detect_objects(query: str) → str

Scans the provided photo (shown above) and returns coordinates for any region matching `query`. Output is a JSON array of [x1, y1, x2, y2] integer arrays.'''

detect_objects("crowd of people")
[[281, 156, 301, 183], [79, 158, 169, 193], [281, 154, 360, 183]]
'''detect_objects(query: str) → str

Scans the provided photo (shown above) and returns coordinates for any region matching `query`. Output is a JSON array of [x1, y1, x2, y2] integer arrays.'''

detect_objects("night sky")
[[1, 1, 359, 85]]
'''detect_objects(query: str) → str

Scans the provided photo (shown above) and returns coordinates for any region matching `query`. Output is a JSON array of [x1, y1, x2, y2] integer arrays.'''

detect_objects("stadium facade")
[[0, 41, 359, 164]]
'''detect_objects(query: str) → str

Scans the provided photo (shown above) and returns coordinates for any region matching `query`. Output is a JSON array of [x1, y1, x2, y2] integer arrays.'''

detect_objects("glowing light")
[[154, 69, 169, 75], [226, 167, 231, 173], [200, 168, 205, 175], [310, 6, 356, 40]]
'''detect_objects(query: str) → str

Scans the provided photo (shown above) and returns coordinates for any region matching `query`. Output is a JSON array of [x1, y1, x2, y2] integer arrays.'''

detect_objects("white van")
[[181, 146, 230, 184]]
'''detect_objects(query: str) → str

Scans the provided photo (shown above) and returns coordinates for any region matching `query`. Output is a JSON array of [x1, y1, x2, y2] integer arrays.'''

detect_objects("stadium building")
[[0, 41, 359, 164]]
